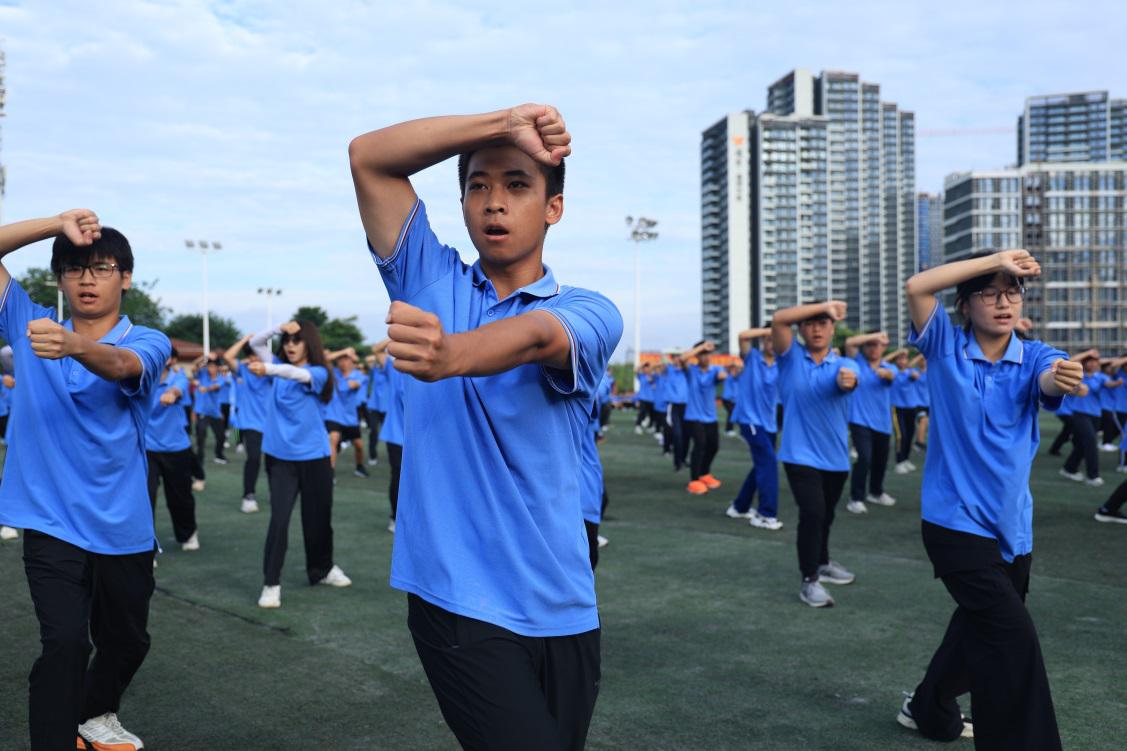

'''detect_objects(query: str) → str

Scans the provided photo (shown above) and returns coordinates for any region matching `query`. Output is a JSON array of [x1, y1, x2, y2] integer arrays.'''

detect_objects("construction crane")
[[918, 127, 1012, 138]]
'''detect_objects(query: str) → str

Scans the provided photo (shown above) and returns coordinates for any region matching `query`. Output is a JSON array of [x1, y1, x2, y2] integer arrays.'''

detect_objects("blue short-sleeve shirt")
[[146, 370, 192, 453], [262, 363, 332, 461], [721, 375, 736, 402], [1072, 372, 1106, 417], [372, 199, 622, 637], [652, 371, 669, 411], [1116, 369, 1127, 413], [636, 372, 652, 401], [234, 362, 271, 432], [891, 368, 917, 409], [684, 365, 722, 423], [909, 298, 1066, 561], [776, 343, 858, 471], [377, 361, 406, 446], [914, 370, 930, 407], [848, 353, 897, 434], [366, 360, 389, 412], [662, 366, 688, 405], [325, 368, 368, 426], [0, 279, 170, 554], [193, 369, 222, 418], [733, 348, 778, 432], [579, 403, 604, 524]]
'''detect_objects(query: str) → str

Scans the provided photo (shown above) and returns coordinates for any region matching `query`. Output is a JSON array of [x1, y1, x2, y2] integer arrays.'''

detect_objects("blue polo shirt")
[[0, 380, 9, 417], [326, 368, 368, 426], [146, 370, 192, 453], [377, 360, 406, 446], [733, 348, 778, 432], [367, 360, 389, 412], [177, 367, 193, 407], [909, 299, 1065, 562], [653, 371, 669, 412], [234, 362, 270, 432], [1099, 374, 1117, 412], [262, 362, 332, 461], [636, 372, 652, 401], [721, 374, 736, 402], [914, 370, 930, 407], [217, 373, 233, 405], [849, 353, 897, 434], [1117, 369, 1127, 413], [597, 372, 614, 409], [1055, 395, 1073, 417], [193, 370, 222, 418], [372, 199, 622, 637], [579, 404, 604, 524], [1072, 372, 1105, 417], [0, 278, 170, 554], [777, 343, 858, 471], [685, 365, 723, 422], [663, 366, 688, 404], [891, 369, 917, 409]]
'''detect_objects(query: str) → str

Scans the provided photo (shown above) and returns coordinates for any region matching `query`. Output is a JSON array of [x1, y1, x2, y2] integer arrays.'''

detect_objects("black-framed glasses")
[[972, 286, 1025, 305], [281, 334, 303, 344], [60, 262, 120, 280]]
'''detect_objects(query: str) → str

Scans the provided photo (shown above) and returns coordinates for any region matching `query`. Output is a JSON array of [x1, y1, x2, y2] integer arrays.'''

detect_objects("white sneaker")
[[387, 518, 396, 533], [725, 504, 754, 520], [235, 443, 246, 454], [258, 585, 281, 608], [0, 525, 18, 541], [799, 580, 835, 608], [1085, 476, 1105, 488], [849, 448, 858, 461], [905, 461, 917, 470], [319, 564, 352, 587], [866, 492, 896, 507], [897, 691, 973, 739], [180, 531, 200, 551], [368, 457, 379, 466], [78, 712, 144, 750], [817, 560, 856, 585], [846, 500, 868, 514], [1059, 468, 1084, 482], [894, 461, 911, 475], [191, 479, 206, 492], [212, 457, 229, 465], [1100, 443, 1118, 453], [1116, 465, 1127, 474], [749, 514, 783, 531], [725, 430, 737, 437], [240, 496, 259, 513], [597, 535, 609, 548], [634, 425, 644, 435]]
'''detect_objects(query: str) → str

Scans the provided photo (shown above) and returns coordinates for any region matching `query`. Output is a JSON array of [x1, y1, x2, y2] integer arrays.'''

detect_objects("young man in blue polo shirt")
[[680, 340, 727, 495], [350, 104, 622, 750], [0, 210, 170, 751], [898, 249, 1081, 749], [192, 356, 227, 465], [147, 348, 200, 552], [727, 326, 783, 531], [843, 330, 898, 514], [770, 300, 859, 608]]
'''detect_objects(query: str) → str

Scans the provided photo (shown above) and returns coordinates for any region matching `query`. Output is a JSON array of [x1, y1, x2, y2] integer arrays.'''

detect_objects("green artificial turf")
[[1, 412, 1125, 749]]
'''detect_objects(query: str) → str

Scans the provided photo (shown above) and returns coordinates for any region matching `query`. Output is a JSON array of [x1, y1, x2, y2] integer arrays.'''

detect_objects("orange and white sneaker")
[[699, 474, 722, 489], [687, 480, 709, 495], [76, 737, 87, 750], [78, 712, 144, 750]]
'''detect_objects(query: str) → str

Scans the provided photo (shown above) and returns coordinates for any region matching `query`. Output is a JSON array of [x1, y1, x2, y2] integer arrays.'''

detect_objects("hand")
[[385, 301, 457, 382], [837, 367, 857, 391], [508, 104, 571, 166], [346, 347, 358, 360], [1051, 359, 1084, 394], [996, 249, 1041, 279], [348, 379, 361, 390], [248, 361, 267, 376], [876, 367, 895, 381], [280, 321, 301, 336], [159, 390, 178, 406], [702, 341, 716, 353], [825, 300, 847, 321], [910, 371, 920, 381], [27, 319, 78, 360], [876, 333, 890, 348], [57, 209, 101, 246], [1016, 317, 1034, 333], [1, 375, 13, 388]]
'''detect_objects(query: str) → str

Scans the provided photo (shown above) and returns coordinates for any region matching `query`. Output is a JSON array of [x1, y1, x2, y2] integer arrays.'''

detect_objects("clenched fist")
[[159, 390, 179, 406], [248, 361, 268, 376], [837, 367, 858, 391], [508, 104, 571, 167], [27, 319, 78, 360], [1050, 358, 1084, 394], [385, 301, 457, 382], [280, 321, 301, 336]]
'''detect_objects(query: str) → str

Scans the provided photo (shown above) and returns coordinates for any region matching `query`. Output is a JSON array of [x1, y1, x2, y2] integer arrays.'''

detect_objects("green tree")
[[292, 305, 329, 328], [320, 315, 366, 352], [15, 267, 168, 329], [164, 313, 241, 350]]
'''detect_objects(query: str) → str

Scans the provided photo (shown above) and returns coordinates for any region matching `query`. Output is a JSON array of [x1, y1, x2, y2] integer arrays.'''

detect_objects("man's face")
[[58, 255, 131, 320], [462, 146, 563, 267], [698, 353, 711, 368], [798, 317, 834, 351]]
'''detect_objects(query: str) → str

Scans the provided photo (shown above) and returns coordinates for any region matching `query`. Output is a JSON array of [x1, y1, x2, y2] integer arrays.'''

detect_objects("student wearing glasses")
[[0, 211, 171, 751], [248, 320, 352, 609], [897, 250, 1080, 750]]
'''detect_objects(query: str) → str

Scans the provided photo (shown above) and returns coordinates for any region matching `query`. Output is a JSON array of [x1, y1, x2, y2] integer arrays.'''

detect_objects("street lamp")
[[625, 216, 658, 375], [186, 239, 222, 355], [257, 287, 282, 329]]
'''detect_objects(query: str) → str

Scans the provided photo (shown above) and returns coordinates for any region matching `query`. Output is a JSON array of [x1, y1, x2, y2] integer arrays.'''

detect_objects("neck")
[[972, 328, 1011, 363], [480, 250, 545, 301], [807, 345, 830, 364], [70, 310, 122, 341]]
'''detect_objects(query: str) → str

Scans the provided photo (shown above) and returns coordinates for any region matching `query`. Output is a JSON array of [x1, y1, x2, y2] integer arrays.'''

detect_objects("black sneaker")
[[897, 692, 973, 739], [353, 466, 369, 478], [1095, 507, 1127, 524]]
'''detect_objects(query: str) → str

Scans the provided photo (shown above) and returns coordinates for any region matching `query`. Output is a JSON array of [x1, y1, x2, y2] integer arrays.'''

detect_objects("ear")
[[545, 193, 564, 227], [120, 270, 133, 292]]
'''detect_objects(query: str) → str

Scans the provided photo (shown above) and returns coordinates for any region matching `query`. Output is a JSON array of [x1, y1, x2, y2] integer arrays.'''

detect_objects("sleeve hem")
[[540, 309, 581, 396]]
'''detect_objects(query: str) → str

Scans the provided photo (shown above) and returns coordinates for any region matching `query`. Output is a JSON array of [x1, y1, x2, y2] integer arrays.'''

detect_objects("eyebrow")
[[467, 169, 534, 180]]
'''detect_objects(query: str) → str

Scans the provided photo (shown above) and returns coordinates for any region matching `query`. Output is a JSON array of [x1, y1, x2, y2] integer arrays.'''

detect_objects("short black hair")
[[50, 226, 134, 277], [954, 252, 1022, 330], [457, 151, 565, 199]]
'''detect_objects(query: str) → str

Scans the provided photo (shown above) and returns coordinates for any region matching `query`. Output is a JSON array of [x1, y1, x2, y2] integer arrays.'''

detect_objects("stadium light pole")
[[186, 239, 222, 355], [257, 287, 282, 329], [626, 216, 658, 374]]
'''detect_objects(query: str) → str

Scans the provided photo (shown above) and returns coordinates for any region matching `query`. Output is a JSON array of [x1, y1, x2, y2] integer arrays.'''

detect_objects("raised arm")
[[737, 327, 771, 357], [223, 334, 252, 371], [770, 301, 847, 355], [844, 331, 886, 359], [0, 210, 102, 289], [904, 249, 1041, 332], [384, 300, 571, 381], [249, 321, 298, 362], [26, 320, 146, 382], [349, 105, 571, 258]]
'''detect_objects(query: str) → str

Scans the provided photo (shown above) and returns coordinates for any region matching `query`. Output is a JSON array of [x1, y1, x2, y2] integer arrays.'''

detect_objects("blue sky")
[[1, 0, 1124, 356]]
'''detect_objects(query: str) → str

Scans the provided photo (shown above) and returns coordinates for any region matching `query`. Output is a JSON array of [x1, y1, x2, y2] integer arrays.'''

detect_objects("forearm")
[[773, 302, 831, 327], [262, 362, 312, 383], [906, 254, 1003, 299], [0, 216, 62, 259], [71, 339, 143, 382], [1040, 370, 1067, 397], [249, 326, 281, 362], [223, 335, 250, 370], [350, 111, 509, 180], [442, 311, 569, 378]]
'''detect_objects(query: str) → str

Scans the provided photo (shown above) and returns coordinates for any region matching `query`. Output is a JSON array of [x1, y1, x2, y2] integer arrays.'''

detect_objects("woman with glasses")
[[248, 319, 351, 609], [897, 250, 1082, 750]]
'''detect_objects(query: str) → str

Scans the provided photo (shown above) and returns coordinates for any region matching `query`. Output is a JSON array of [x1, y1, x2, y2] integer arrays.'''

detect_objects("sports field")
[[1, 412, 1124, 750]]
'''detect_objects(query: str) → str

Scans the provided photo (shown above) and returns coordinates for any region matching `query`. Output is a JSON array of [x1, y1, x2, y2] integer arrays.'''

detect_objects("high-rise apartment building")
[[1018, 91, 1127, 166], [916, 193, 943, 271], [701, 69, 916, 352]]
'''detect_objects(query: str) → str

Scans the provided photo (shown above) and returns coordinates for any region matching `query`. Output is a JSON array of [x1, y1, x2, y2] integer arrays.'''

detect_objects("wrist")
[[442, 332, 469, 378]]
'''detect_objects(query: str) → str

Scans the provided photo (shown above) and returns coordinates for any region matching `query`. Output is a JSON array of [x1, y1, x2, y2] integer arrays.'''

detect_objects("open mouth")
[[483, 224, 509, 238], [77, 292, 99, 303], [993, 313, 1013, 324]]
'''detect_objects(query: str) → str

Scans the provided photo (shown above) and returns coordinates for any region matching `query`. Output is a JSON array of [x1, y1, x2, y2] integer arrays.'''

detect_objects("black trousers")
[[1103, 479, 1127, 513], [262, 454, 335, 586], [667, 403, 688, 469], [634, 400, 653, 427], [220, 402, 231, 436], [1063, 413, 1100, 479], [1100, 409, 1120, 445], [849, 423, 890, 501], [783, 463, 848, 580], [1047, 414, 1073, 456], [23, 530, 154, 751], [368, 410, 386, 461], [584, 520, 599, 570], [722, 399, 736, 433], [146, 449, 198, 544], [598, 402, 612, 429], [895, 407, 921, 463], [241, 428, 264, 497], [387, 441, 403, 519], [910, 523, 1061, 750], [195, 414, 226, 461], [651, 409, 667, 447], [407, 594, 600, 751], [688, 421, 719, 480]]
